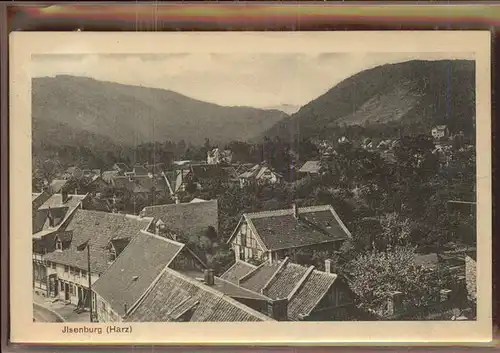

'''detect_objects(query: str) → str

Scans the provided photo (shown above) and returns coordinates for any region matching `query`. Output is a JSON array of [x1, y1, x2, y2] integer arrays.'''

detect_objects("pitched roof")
[[50, 179, 69, 193], [112, 175, 168, 193], [212, 277, 271, 301], [233, 205, 351, 251], [220, 261, 257, 283], [93, 231, 185, 317], [125, 267, 274, 322], [43, 210, 153, 274], [102, 170, 119, 183], [298, 161, 322, 174], [414, 253, 439, 269], [227, 259, 337, 321], [33, 193, 88, 239], [141, 199, 218, 235]]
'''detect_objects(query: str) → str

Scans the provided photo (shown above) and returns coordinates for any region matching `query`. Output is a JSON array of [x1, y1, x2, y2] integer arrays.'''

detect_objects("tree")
[[345, 246, 441, 315]]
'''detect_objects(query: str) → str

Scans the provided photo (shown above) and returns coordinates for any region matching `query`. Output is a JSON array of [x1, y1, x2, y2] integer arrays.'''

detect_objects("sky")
[[32, 52, 474, 110]]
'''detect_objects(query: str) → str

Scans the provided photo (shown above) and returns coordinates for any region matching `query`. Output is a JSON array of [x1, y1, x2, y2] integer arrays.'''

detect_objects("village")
[[32, 123, 477, 323]]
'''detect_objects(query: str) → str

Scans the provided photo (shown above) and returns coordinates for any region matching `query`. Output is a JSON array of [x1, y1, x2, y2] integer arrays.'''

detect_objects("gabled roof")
[[141, 199, 218, 236], [225, 258, 338, 321], [125, 267, 274, 322], [220, 260, 257, 283], [238, 164, 281, 180], [43, 210, 153, 274], [111, 175, 168, 193], [228, 205, 351, 251], [49, 179, 69, 193], [93, 230, 186, 317], [298, 161, 322, 174], [101, 170, 119, 183], [33, 193, 88, 239]]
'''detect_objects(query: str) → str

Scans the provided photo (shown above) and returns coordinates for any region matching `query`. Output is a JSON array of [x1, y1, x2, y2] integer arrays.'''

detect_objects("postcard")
[[9, 31, 492, 344]]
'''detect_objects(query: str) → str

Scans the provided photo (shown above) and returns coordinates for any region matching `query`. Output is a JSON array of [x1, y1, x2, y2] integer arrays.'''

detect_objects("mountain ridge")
[[263, 59, 476, 140], [32, 75, 288, 148]]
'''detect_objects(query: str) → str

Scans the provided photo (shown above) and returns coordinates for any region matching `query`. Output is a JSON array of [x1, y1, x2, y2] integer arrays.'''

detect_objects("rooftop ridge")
[[245, 204, 332, 219], [238, 259, 270, 285], [162, 267, 275, 321], [287, 265, 315, 301], [215, 276, 271, 300], [143, 199, 218, 211], [261, 257, 289, 296], [138, 229, 186, 248]]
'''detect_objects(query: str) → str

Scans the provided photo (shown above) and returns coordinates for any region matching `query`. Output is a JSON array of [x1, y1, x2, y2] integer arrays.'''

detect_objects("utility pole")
[[87, 243, 93, 323]]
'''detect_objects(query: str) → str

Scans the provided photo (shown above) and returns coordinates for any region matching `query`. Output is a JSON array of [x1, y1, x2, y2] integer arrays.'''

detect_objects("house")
[[237, 164, 283, 188], [298, 161, 323, 176], [32, 191, 89, 294], [220, 258, 355, 321], [431, 125, 450, 140], [41, 210, 153, 311], [207, 148, 233, 165], [112, 163, 130, 175], [123, 267, 275, 323], [173, 163, 228, 193], [140, 199, 218, 240], [227, 204, 352, 263], [101, 170, 119, 184], [63, 166, 83, 180], [92, 230, 208, 322], [111, 174, 170, 198]]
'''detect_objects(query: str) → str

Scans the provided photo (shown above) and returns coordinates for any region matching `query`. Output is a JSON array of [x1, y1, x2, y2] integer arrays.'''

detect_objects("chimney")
[[47, 208, 55, 227], [62, 189, 69, 203], [386, 291, 403, 317], [324, 259, 332, 274], [204, 269, 214, 286], [266, 298, 288, 321], [292, 203, 299, 220]]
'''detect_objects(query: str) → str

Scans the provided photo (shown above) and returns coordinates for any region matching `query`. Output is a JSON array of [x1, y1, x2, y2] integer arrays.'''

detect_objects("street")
[[33, 303, 64, 322]]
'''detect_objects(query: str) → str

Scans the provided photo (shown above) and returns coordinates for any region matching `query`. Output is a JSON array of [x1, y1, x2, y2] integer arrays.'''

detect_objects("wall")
[[45, 261, 100, 305], [170, 248, 207, 273], [95, 293, 122, 323], [231, 221, 266, 262]]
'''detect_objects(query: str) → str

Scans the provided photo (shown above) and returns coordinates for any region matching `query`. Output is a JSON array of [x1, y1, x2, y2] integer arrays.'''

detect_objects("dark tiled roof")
[[233, 259, 337, 320], [125, 267, 274, 322], [220, 261, 257, 284], [287, 270, 337, 321], [244, 205, 351, 251], [141, 199, 218, 236], [298, 161, 322, 174], [33, 193, 88, 238], [265, 263, 308, 299], [93, 231, 184, 317], [239, 262, 281, 292], [44, 210, 152, 274], [112, 175, 167, 193], [212, 277, 270, 301]]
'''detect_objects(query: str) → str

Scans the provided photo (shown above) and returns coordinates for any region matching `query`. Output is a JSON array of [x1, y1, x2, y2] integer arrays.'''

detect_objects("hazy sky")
[[32, 52, 474, 109]]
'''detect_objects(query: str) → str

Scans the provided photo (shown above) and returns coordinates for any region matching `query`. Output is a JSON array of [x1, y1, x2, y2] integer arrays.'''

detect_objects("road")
[[33, 303, 64, 322]]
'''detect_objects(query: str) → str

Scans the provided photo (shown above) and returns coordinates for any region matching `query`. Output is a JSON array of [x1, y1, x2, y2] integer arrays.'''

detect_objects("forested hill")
[[32, 75, 288, 147], [263, 60, 476, 140]]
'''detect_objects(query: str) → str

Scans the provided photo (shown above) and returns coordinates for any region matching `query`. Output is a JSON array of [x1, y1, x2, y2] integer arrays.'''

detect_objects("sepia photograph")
[[10, 31, 491, 344]]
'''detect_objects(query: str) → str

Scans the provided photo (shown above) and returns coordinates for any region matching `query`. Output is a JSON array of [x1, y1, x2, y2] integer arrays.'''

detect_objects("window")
[[81, 270, 87, 279], [64, 265, 69, 273], [240, 234, 246, 247], [51, 262, 56, 269]]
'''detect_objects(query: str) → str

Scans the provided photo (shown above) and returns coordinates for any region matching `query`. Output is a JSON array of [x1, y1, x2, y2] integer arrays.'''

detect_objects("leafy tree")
[[345, 246, 442, 315]]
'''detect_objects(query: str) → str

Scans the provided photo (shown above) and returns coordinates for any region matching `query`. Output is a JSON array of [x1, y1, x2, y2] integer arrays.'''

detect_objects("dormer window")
[[107, 246, 117, 264], [55, 237, 63, 251]]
